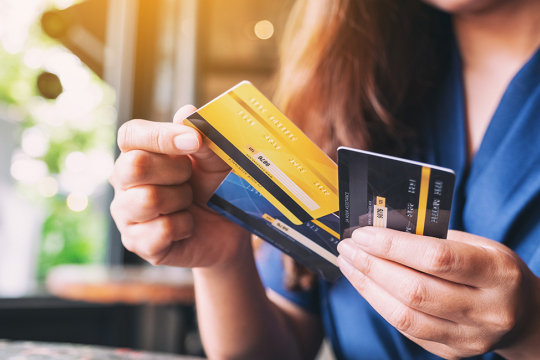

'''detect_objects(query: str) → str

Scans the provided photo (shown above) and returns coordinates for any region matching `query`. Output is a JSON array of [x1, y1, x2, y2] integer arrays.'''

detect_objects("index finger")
[[118, 119, 202, 155], [349, 227, 505, 288]]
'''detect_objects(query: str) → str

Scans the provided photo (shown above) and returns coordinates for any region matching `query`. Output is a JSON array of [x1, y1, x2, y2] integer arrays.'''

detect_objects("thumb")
[[173, 104, 198, 124], [173, 105, 231, 203]]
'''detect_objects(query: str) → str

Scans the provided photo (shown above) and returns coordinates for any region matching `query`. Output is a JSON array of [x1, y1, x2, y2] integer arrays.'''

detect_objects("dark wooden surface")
[[0, 341, 204, 359], [46, 265, 195, 305]]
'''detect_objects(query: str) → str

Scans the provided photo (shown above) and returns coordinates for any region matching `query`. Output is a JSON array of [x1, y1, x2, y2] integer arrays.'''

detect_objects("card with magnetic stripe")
[[208, 171, 342, 282], [184, 81, 339, 225], [185, 114, 312, 224]]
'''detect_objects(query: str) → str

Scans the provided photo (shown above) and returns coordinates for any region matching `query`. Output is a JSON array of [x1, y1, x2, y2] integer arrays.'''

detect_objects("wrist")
[[193, 231, 254, 275]]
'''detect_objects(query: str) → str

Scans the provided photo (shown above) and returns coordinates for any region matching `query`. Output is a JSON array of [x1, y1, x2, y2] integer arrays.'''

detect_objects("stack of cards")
[[185, 81, 455, 281]]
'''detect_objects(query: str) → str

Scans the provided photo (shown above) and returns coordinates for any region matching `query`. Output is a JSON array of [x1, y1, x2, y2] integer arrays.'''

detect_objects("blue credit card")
[[208, 171, 342, 282]]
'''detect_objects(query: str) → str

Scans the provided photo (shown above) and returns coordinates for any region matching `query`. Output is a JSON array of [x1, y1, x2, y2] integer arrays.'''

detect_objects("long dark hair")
[[274, 0, 453, 290]]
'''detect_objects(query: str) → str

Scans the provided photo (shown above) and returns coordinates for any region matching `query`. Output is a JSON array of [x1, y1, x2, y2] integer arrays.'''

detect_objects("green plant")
[[0, 0, 115, 282]]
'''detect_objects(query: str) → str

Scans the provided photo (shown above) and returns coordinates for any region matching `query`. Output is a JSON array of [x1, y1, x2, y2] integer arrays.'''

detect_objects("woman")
[[109, 0, 540, 359]]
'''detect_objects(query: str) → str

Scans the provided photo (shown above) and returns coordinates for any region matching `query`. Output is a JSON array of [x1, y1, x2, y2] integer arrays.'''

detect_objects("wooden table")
[[46, 265, 195, 305], [0, 340, 204, 359], [45, 265, 199, 354]]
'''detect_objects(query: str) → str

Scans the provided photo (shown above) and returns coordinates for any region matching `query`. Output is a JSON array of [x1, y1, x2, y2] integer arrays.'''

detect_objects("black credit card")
[[338, 147, 455, 239]]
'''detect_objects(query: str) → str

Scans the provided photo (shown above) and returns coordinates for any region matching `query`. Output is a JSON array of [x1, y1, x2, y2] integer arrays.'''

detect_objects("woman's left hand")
[[337, 228, 540, 360]]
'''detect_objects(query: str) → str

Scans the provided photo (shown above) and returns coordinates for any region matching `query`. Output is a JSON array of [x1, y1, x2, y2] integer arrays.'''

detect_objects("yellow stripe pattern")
[[312, 219, 340, 239], [416, 167, 431, 235]]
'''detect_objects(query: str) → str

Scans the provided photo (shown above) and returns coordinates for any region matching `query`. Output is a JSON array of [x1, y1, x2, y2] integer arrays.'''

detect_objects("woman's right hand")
[[110, 105, 251, 268]]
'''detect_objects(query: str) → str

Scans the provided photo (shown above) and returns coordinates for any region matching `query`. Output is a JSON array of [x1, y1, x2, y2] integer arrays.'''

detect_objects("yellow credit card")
[[184, 81, 338, 225]]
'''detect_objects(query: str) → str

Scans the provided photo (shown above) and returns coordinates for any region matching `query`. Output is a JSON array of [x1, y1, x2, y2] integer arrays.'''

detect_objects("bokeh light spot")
[[67, 192, 88, 212], [10, 81, 33, 102], [38, 177, 59, 198], [11, 157, 48, 185], [22, 126, 49, 157], [24, 48, 45, 69], [88, 150, 115, 181], [97, 105, 117, 125], [254, 20, 274, 40], [65, 151, 87, 173]]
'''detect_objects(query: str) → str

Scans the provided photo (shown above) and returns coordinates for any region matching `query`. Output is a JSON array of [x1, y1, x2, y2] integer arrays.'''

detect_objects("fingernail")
[[174, 134, 199, 152], [337, 256, 354, 277], [337, 239, 356, 263], [352, 227, 374, 248]]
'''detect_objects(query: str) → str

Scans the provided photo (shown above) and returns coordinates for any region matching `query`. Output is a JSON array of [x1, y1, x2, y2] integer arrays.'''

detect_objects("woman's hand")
[[110, 105, 251, 269], [337, 227, 540, 360]]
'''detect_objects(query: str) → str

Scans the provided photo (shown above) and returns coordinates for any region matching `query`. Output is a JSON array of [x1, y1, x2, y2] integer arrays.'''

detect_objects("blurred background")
[[0, 0, 339, 359]]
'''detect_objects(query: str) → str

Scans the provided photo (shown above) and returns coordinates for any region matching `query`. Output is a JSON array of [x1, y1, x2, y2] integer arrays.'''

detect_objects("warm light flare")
[[254, 20, 274, 40]]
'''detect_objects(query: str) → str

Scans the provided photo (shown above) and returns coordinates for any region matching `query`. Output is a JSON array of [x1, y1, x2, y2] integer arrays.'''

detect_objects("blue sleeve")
[[256, 242, 320, 314]]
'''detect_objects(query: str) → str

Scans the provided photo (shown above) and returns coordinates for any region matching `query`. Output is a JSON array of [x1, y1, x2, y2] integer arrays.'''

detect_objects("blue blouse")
[[257, 44, 540, 360]]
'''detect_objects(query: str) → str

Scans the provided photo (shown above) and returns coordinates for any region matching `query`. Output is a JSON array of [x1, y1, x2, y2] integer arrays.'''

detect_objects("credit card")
[[209, 171, 342, 282], [338, 147, 455, 239], [185, 81, 339, 225]]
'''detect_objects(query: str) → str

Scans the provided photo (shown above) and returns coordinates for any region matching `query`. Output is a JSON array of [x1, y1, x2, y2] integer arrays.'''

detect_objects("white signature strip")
[[272, 219, 337, 266], [252, 152, 320, 211], [373, 205, 388, 228]]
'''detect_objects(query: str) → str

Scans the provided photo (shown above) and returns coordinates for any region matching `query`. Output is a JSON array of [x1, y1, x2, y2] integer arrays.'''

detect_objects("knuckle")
[[126, 149, 151, 168], [482, 305, 513, 333], [489, 299, 518, 333], [143, 244, 165, 263], [122, 151, 151, 184], [110, 200, 128, 231], [178, 211, 195, 238], [118, 120, 138, 150], [117, 122, 129, 149], [121, 236, 136, 253], [391, 306, 414, 333], [398, 278, 427, 309], [182, 183, 194, 207], [135, 186, 162, 211], [110, 198, 119, 219], [110, 209, 123, 231], [426, 242, 456, 273], [498, 311, 517, 332], [350, 269, 369, 291], [146, 250, 171, 266], [155, 216, 175, 242], [356, 251, 374, 278], [500, 253, 523, 288], [176, 156, 193, 182], [469, 340, 492, 355], [109, 172, 117, 188], [446, 355, 461, 360], [440, 351, 462, 360], [150, 127, 168, 153], [379, 233, 397, 257], [146, 257, 161, 266]]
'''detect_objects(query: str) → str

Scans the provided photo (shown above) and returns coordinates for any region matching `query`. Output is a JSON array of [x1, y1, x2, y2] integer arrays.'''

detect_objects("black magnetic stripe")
[[188, 113, 312, 223]]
